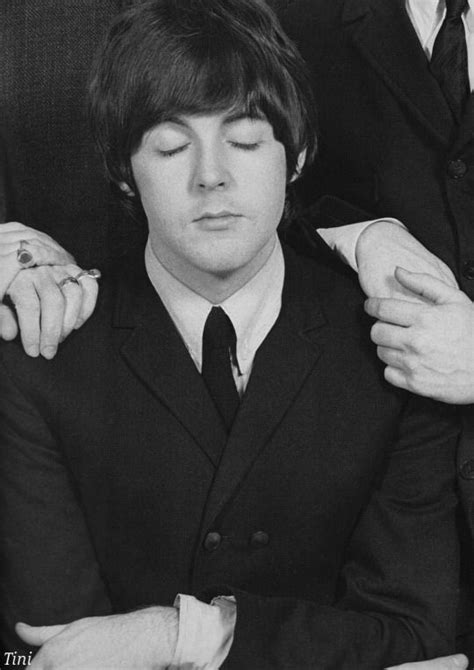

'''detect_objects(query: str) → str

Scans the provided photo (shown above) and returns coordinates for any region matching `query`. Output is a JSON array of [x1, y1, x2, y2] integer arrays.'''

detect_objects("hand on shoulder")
[[355, 220, 457, 300], [0, 222, 99, 358]]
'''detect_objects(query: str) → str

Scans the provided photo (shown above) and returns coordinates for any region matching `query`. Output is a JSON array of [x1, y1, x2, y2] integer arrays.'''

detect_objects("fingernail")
[[74, 318, 84, 330], [25, 345, 39, 358], [453, 655, 468, 667], [41, 346, 57, 359]]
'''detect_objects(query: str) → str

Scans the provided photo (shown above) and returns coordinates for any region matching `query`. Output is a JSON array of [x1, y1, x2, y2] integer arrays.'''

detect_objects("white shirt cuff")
[[317, 218, 405, 271], [169, 594, 237, 669]]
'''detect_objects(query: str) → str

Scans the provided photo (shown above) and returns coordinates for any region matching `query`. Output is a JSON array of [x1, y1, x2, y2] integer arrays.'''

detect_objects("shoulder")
[[282, 238, 368, 330], [0, 252, 149, 386]]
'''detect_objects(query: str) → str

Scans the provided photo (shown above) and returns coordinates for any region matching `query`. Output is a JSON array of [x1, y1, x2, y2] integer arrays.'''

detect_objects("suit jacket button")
[[447, 159, 467, 179], [203, 531, 222, 551], [249, 531, 270, 548], [460, 460, 474, 480], [462, 261, 474, 280]]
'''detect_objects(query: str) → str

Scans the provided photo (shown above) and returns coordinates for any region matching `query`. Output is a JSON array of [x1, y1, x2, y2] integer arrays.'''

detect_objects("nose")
[[194, 143, 230, 191]]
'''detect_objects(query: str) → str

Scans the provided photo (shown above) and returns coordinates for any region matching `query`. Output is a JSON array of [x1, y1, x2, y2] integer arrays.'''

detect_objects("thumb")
[[394, 267, 469, 305], [15, 622, 67, 646]]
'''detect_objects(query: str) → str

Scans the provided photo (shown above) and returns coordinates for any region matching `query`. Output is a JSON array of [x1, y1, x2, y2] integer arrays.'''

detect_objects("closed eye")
[[159, 144, 190, 157], [229, 141, 261, 151]]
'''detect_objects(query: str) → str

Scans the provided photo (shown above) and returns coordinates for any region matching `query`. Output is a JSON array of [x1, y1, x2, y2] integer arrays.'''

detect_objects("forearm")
[[217, 398, 459, 669], [0, 357, 112, 652]]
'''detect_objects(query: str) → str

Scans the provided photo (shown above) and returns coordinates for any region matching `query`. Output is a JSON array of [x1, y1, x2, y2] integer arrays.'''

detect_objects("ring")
[[75, 268, 102, 281], [58, 276, 80, 289], [17, 240, 34, 267]]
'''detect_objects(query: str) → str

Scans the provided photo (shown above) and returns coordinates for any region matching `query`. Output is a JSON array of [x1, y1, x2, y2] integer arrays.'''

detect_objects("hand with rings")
[[1, 222, 101, 358]]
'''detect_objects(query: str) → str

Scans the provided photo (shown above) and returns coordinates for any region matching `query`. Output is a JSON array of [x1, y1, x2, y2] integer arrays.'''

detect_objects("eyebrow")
[[161, 111, 266, 129], [223, 111, 266, 125]]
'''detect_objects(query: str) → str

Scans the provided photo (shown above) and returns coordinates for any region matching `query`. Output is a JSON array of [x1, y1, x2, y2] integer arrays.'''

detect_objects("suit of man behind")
[[282, 0, 474, 655]]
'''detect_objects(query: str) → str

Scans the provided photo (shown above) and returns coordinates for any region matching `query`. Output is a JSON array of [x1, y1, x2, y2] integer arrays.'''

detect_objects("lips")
[[194, 211, 241, 221]]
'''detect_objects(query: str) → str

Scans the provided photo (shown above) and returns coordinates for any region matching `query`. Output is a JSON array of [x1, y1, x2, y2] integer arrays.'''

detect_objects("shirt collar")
[[406, 0, 474, 49], [144, 235, 284, 373]]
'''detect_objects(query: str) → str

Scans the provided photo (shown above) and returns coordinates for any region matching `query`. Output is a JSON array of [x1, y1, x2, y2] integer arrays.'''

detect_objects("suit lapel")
[[116, 271, 227, 468], [343, 0, 454, 145], [201, 250, 328, 530], [453, 92, 474, 154]]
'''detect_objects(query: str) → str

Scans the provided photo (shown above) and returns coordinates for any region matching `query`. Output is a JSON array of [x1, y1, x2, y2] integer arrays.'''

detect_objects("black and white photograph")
[[1, 1, 473, 668]]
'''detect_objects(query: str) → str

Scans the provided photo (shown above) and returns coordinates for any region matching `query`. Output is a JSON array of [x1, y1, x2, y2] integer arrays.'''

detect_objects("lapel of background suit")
[[201, 247, 328, 530], [343, 0, 453, 146], [116, 270, 227, 468]]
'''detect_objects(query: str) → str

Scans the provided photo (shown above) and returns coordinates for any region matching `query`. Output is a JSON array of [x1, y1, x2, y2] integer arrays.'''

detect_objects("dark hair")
[[88, 0, 317, 216]]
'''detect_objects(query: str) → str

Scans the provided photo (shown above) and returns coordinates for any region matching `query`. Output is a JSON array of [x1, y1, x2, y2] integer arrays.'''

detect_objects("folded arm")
[[209, 395, 460, 669], [8, 396, 461, 669]]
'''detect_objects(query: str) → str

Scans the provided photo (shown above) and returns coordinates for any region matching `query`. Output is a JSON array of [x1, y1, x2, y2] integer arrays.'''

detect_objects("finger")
[[0, 239, 71, 259], [0, 253, 28, 299], [395, 267, 469, 306], [384, 366, 410, 391], [16, 622, 67, 646], [75, 274, 99, 327], [50, 264, 86, 336], [35, 276, 66, 359], [0, 245, 74, 293], [365, 297, 420, 326], [377, 345, 406, 368], [0, 304, 19, 341], [0, 223, 76, 258], [371, 321, 407, 349], [59, 278, 83, 338], [21, 240, 75, 267], [436, 262, 459, 289], [385, 653, 469, 669], [8, 274, 41, 357]]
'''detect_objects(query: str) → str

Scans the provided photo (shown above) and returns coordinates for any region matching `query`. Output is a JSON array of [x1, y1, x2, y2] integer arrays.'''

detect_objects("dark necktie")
[[430, 0, 470, 122], [202, 306, 240, 431]]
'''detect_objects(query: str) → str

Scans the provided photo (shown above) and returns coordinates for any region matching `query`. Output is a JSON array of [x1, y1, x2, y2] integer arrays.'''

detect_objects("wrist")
[[137, 606, 178, 668], [355, 219, 405, 268]]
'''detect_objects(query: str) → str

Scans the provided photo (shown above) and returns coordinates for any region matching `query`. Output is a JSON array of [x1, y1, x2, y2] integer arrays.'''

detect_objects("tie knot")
[[203, 306, 236, 351], [446, 0, 468, 19]]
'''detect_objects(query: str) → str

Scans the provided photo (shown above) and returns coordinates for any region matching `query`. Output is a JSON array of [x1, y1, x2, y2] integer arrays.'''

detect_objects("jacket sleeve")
[[0, 357, 113, 655], [216, 395, 460, 669]]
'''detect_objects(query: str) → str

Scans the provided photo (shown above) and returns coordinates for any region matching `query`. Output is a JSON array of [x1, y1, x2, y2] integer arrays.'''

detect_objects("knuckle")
[[16, 295, 40, 313], [403, 356, 419, 376], [370, 322, 383, 343], [367, 298, 380, 315], [406, 330, 425, 353]]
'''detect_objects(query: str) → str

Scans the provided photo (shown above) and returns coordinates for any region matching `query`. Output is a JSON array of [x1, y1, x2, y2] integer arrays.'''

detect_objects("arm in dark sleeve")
[[218, 397, 460, 669], [0, 358, 113, 654]]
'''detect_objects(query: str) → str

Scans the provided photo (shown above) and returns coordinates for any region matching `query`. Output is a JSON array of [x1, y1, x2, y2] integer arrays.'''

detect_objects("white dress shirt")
[[145, 236, 284, 396], [144, 235, 285, 668], [318, 0, 474, 268]]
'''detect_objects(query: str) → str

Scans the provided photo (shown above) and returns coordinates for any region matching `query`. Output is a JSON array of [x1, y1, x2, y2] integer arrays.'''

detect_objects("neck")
[[150, 237, 277, 304]]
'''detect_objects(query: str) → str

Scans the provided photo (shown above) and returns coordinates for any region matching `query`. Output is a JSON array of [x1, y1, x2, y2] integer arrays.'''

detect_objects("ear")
[[289, 149, 307, 183], [118, 181, 135, 197]]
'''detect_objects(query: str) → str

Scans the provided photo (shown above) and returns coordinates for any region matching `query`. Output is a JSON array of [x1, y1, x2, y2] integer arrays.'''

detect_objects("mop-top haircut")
[[89, 0, 317, 200]]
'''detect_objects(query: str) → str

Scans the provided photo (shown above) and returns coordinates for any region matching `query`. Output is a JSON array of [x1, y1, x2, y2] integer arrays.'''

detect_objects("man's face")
[[130, 110, 290, 295]]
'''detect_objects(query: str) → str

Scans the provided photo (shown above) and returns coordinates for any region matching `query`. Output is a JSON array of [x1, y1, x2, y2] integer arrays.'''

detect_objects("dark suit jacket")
[[281, 0, 474, 653], [283, 0, 474, 291], [0, 243, 460, 669]]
